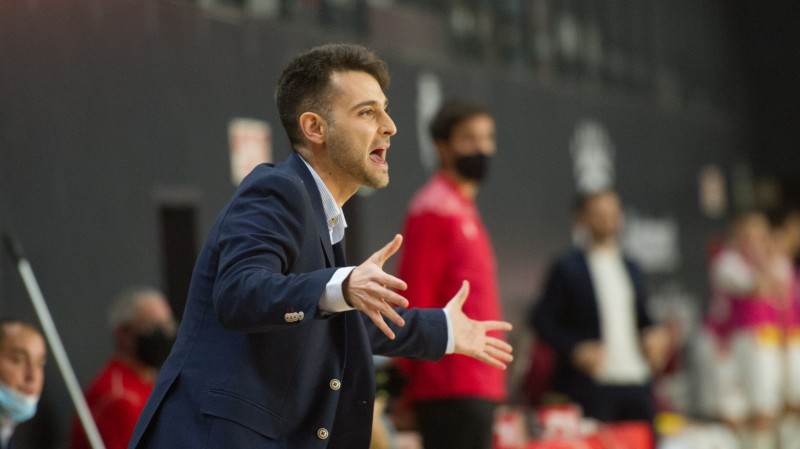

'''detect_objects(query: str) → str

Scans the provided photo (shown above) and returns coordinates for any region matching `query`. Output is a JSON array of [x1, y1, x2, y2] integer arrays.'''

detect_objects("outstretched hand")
[[445, 281, 514, 369], [344, 234, 409, 340]]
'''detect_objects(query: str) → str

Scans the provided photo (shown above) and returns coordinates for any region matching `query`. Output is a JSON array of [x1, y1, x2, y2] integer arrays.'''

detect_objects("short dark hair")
[[275, 43, 390, 147], [429, 98, 491, 143], [573, 189, 618, 213]]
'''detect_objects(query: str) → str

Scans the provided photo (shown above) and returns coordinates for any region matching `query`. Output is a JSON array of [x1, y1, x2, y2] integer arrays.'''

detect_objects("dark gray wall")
[[734, 1, 800, 183], [1, 0, 747, 446]]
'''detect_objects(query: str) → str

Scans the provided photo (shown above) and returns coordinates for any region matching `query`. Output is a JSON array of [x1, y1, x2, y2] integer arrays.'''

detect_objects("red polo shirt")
[[397, 173, 506, 403], [68, 358, 154, 449]]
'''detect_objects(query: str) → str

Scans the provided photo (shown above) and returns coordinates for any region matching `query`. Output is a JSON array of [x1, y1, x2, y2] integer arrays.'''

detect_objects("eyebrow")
[[9, 347, 31, 356], [349, 99, 389, 111]]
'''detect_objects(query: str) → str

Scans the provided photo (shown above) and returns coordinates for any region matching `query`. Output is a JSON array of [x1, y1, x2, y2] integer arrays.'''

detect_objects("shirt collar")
[[299, 155, 347, 244]]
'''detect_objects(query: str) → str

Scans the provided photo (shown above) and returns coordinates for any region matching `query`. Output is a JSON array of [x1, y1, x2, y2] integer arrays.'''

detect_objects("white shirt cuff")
[[443, 308, 455, 354], [318, 267, 357, 313]]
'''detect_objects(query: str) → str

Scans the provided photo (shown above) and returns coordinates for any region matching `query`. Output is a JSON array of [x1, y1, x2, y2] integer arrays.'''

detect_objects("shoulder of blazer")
[[555, 248, 588, 273], [238, 155, 315, 205]]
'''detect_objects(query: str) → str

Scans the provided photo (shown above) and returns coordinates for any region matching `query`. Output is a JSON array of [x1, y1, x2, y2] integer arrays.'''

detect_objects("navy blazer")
[[128, 153, 448, 449], [529, 248, 653, 396]]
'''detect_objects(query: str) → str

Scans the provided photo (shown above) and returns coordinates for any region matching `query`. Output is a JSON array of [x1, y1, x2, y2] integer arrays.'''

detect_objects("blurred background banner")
[[228, 117, 272, 186]]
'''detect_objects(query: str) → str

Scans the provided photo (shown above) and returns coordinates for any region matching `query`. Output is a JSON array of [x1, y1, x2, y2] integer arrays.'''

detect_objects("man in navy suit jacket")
[[128, 44, 513, 449], [530, 190, 669, 423]]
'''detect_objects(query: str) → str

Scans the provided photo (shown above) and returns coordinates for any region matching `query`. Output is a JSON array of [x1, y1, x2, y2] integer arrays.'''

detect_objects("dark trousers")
[[414, 398, 497, 449], [572, 383, 655, 423]]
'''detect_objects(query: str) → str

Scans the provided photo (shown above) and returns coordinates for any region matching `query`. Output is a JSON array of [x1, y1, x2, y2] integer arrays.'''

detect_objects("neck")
[[298, 151, 358, 207], [317, 170, 358, 207], [441, 169, 479, 200], [589, 237, 617, 251]]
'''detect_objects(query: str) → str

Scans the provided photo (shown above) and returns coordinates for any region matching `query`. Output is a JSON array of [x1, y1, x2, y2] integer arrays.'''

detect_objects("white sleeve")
[[318, 267, 357, 313]]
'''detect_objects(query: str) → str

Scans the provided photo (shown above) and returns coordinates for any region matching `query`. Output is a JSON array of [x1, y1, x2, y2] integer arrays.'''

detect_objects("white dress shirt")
[[587, 246, 650, 385], [299, 156, 454, 353]]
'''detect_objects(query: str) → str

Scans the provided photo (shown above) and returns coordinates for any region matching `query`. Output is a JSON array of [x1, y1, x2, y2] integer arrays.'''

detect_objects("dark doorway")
[[159, 203, 199, 320]]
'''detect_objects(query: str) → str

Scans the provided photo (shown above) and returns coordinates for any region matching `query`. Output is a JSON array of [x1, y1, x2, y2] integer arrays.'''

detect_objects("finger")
[[485, 346, 514, 363], [378, 289, 409, 309], [368, 234, 403, 267], [477, 352, 508, 370], [485, 337, 513, 354], [379, 303, 406, 328], [368, 311, 396, 340], [480, 320, 513, 332], [377, 273, 408, 292], [378, 234, 403, 266], [450, 280, 470, 309]]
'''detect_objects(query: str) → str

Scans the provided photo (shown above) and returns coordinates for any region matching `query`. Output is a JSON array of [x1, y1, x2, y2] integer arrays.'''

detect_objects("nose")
[[480, 137, 496, 155], [381, 111, 397, 136], [24, 363, 36, 382]]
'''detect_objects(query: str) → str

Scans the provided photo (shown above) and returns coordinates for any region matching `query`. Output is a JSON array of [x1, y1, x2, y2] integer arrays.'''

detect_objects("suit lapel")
[[285, 152, 336, 268], [576, 250, 599, 307]]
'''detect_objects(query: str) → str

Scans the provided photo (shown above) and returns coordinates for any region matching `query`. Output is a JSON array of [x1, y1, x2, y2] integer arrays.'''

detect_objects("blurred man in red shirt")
[[69, 287, 175, 449], [397, 99, 506, 449]]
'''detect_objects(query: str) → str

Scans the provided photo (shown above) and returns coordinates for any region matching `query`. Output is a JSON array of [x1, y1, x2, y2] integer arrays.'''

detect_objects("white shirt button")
[[329, 379, 341, 390], [317, 428, 329, 440]]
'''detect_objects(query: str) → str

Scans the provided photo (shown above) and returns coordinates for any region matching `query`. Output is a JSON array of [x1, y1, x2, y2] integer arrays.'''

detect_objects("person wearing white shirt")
[[531, 190, 670, 423]]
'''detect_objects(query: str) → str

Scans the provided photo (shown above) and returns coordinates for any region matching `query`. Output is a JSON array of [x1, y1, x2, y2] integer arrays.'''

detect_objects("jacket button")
[[317, 428, 329, 440], [329, 379, 341, 390]]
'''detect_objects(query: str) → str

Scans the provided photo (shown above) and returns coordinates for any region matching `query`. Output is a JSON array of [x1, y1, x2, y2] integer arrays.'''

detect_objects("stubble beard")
[[328, 127, 389, 189]]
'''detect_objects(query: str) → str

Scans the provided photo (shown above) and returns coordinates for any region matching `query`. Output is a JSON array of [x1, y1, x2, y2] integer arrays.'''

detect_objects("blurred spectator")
[[704, 211, 800, 449], [0, 319, 47, 449], [768, 208, 800, 449], [769, 207, 800, 268], [68, 287, 176, 449], [530, 190, 669, 423], [397, 98, 506, 449], [371, 356, 400, 449]]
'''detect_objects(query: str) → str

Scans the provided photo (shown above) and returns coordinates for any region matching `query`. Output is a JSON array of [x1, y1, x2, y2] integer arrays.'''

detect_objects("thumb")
[[369, 234, 403, 267], [448, 280, 470, 311]]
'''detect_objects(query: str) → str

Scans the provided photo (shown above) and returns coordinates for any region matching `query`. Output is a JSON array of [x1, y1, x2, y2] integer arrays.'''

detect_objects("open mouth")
[[369, 147, 388, 166]]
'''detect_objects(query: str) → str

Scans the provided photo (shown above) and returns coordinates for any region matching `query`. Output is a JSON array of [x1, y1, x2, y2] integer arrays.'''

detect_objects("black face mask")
[[135, 328, 175, 369], [454, 153, 491, 182]]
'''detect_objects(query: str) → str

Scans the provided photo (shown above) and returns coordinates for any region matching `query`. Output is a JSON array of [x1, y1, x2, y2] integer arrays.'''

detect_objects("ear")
[[435, 140, 451, 167], [299, 112, 327, 146]]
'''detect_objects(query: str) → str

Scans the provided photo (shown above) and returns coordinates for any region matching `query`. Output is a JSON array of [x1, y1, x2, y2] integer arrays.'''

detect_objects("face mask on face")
[[454, 153, 491, 182], [135, 327, 175, 369], [0, 383, 38, 423]]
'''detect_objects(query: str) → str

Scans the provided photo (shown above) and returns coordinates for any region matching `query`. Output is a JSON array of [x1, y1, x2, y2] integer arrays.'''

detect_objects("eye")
[[359, 108, 375, 117]]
